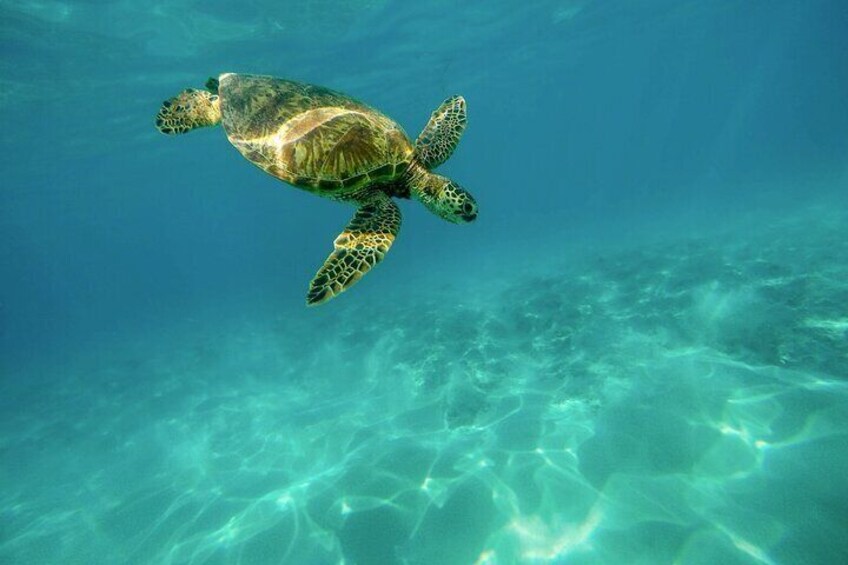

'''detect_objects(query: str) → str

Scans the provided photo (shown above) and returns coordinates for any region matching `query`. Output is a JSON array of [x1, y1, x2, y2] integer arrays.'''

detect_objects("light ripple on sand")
[[3, 206, 848, 563]]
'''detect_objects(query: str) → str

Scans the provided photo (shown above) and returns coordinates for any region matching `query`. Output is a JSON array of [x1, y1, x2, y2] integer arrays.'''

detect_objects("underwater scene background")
[[2, 1, 848, 563]]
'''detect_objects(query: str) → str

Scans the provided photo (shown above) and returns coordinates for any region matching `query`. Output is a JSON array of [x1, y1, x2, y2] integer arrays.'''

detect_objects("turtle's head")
[[440, 179, 478, 223], [409, 169, 478, 224]]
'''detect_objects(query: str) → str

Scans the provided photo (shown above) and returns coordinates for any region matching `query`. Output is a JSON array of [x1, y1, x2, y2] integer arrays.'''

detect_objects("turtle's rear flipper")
[[155, 89, 221, 135], [307, 193, 401, 306]]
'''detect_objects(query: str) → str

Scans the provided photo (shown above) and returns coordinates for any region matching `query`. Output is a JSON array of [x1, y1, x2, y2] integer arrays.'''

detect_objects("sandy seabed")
[[2, 205, 847, 564]]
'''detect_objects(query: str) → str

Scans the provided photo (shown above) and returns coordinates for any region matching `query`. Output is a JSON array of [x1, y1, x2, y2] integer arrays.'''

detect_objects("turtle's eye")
[[460, 200, 477, 222]]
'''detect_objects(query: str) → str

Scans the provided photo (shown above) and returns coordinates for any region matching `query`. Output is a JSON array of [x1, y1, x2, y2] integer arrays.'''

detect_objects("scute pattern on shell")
[[219, 74, 413, 199]]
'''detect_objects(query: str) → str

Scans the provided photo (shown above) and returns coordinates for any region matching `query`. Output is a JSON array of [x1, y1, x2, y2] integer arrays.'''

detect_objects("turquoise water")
[[2, 1, 847, 563]]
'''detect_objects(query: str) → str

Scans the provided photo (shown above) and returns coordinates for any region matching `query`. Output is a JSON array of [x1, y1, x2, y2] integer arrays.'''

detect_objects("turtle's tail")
[[155, 88, 221, 135]]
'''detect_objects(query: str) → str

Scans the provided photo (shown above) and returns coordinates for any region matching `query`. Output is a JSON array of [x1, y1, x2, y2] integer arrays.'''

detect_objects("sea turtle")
[[155, 73, 477, 305]]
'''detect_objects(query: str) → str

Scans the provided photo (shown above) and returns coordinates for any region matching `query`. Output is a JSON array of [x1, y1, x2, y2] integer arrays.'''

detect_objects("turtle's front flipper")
[[414, 95, 467, 169], [307, 193, 401, 306], [155, 89, 221, 135]]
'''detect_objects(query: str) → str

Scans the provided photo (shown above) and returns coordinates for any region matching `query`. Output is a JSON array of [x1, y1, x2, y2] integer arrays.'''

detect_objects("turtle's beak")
[[452, 209, 477, 223]]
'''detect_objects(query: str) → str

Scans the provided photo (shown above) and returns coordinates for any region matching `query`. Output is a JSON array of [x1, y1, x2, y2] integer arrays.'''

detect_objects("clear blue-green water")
[[2, 1, 848, 563]]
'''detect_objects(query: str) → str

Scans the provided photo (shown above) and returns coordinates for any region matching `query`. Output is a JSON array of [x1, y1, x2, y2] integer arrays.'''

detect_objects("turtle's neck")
[[404, 161, 451, 214], [403, 161, 433, 200]]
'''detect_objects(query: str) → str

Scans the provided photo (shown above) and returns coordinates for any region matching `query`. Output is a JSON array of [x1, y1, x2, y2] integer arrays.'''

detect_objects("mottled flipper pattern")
[[414, 95, 467, 169], [155, 89, 221, 135], [307, 193, 401, 305]]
